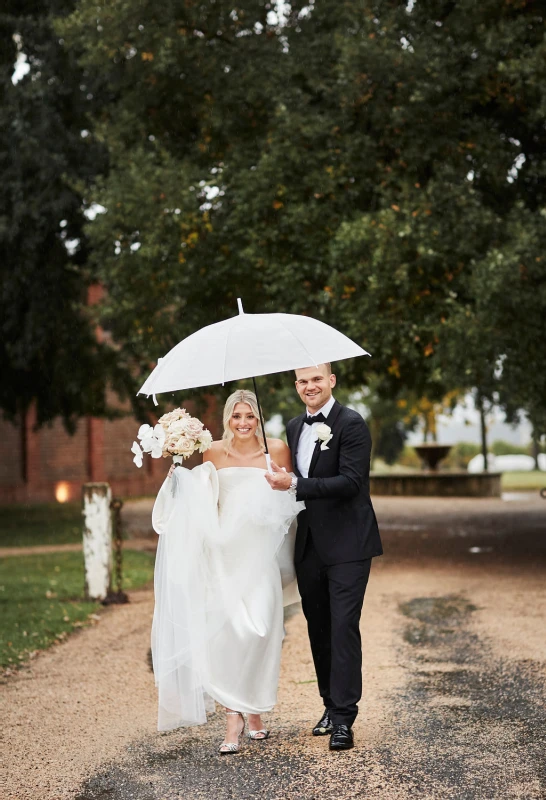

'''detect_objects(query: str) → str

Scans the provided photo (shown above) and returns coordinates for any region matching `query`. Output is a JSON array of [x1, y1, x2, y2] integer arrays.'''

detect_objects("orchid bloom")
[[131, 441, 143, 468], [137, 424, 153, 440]]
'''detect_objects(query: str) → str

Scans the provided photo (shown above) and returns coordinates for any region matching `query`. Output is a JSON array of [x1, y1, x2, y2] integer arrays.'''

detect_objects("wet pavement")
[[73, 493, 546, 800], [4, 493, 546, 800]]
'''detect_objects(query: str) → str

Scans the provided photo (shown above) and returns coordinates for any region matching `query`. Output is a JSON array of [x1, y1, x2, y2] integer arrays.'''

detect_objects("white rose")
[[315, 423, 333, 451], [197, 430, 213, 453], [186, 418, 204, 438], [169, 419, 187, 436], [174, 436, 195, 456]]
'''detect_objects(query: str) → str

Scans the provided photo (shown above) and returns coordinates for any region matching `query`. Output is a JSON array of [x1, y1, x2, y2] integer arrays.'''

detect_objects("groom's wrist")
[[288, 477, 298, 496]]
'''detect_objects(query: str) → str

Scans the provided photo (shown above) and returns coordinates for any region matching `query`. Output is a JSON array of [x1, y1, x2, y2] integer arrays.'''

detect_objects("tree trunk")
[[478, 394, 488, 472], [531, 430, 540, 471]]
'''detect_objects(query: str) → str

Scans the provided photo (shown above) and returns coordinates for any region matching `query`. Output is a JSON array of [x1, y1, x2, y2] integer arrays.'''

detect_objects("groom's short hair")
[[295, 362, 332, 377]]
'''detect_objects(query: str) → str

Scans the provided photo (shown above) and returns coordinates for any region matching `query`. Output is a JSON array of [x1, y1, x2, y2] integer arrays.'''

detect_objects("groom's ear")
[[329, 373, 337, 388]]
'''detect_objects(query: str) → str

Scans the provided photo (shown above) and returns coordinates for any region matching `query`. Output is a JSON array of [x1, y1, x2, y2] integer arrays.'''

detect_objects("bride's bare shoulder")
[[267, 438, 292, 470], [203, 440, 225, 465], [267, 437, 288, 453]]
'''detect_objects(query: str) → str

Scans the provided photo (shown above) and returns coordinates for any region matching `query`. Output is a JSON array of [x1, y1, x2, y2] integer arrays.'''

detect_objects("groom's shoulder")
[[337, 403, 368, 427]]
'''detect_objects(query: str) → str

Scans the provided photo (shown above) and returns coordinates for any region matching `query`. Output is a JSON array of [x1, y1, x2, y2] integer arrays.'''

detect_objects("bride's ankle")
[[225, 710, 244, 730]]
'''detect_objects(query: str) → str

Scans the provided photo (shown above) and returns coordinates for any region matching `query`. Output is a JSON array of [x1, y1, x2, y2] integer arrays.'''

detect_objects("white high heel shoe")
[[248, 728, 270, 741], [218, 711, 245, 754]]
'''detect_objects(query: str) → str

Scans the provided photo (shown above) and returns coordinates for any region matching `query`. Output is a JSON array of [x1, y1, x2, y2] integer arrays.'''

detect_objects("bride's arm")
[[203, 440, 225, 467]]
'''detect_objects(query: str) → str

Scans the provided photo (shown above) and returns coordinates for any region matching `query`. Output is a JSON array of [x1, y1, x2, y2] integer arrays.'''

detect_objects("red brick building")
[[1, 282, 221, 504], [0, 397, 220, 505]]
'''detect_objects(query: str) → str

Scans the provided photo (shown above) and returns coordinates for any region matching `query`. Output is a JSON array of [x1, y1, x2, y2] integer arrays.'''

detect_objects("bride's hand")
[[167, 464, 176, 479]]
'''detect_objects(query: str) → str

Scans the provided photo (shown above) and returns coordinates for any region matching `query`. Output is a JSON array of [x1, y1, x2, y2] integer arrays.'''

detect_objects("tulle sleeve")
[[151, 463, 220, 730]]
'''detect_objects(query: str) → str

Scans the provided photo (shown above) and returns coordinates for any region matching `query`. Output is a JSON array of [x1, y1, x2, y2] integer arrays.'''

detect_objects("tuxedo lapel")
[[308, 439, 322, 477], [290, 414, 306, 478], [308, 400, 344, 477]]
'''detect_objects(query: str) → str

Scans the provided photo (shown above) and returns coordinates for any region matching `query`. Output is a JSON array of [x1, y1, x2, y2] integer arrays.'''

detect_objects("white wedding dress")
[[151, 463, 303, 731]]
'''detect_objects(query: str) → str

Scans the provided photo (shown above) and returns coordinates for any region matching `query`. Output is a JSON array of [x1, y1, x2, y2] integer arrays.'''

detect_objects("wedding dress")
[[151, 463, 303, 731]]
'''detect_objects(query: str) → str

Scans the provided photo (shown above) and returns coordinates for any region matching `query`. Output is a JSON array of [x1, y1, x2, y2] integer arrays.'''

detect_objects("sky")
[[405, 394, 532, 447], [266, 394, 533, 449]]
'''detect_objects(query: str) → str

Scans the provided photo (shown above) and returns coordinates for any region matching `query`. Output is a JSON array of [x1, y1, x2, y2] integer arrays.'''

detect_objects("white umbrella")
[[138, 299, 371, 467], [139, 299, 369, 395]]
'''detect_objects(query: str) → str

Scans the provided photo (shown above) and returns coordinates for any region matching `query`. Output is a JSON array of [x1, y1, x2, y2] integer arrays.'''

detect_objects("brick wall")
[[0, 416, 23, 486], [40, 418, 89, 483], [0, 396, 222, 505]]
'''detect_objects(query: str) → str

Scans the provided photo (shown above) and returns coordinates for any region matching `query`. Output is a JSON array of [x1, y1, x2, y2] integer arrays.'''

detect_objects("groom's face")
[[294, 364, 336, 412]]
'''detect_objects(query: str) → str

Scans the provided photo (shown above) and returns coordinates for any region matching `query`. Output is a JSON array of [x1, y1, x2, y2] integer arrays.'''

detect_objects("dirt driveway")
[[2, 493, 545, 799]]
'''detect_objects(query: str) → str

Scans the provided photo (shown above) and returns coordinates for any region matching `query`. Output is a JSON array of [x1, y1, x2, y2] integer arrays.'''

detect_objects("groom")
[[265, 363, 382, 751]]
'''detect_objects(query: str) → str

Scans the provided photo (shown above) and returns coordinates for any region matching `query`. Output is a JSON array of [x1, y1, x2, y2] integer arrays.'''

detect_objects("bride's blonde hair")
[[222, 390, 265, 454]]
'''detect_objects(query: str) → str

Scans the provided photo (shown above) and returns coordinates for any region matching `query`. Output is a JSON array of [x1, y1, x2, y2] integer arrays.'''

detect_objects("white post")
[[82, 482, 112, 601]]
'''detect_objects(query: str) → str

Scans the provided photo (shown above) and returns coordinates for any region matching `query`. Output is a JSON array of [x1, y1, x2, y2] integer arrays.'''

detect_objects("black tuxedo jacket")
[[287, 400, 383, 565]]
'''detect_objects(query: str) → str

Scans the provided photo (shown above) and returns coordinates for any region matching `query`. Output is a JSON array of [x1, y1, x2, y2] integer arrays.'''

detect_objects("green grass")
[[0, 550, 155, 670], [501, 471, 546, 491], [0, 503, 84, 548]]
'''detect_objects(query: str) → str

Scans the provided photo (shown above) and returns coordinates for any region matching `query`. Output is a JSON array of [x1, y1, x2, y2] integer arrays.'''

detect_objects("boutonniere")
[[315, 423, 333, 451]]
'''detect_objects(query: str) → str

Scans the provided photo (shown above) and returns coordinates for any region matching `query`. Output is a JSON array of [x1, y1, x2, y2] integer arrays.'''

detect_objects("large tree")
[[0, 1, 127, 431], [56, 0, 545, 421]]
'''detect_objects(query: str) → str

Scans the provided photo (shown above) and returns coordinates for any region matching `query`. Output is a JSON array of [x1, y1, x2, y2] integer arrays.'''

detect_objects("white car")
[[467, 453, 545, 473]]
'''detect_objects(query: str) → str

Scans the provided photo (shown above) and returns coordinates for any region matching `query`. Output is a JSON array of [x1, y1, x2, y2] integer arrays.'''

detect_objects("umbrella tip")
[[237, 297, 244, 315]]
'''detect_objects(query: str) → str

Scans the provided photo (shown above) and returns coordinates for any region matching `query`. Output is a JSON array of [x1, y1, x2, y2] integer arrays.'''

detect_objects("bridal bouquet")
[[131, 408, 213, 468]]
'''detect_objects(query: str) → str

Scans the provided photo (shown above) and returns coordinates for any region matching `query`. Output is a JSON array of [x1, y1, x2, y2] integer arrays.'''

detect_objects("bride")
[[151, 389, 303, 753]]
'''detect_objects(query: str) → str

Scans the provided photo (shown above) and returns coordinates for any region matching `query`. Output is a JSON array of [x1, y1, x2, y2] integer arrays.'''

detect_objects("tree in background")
[[0, 1, 129, 432], [6, 1, 544, 433]]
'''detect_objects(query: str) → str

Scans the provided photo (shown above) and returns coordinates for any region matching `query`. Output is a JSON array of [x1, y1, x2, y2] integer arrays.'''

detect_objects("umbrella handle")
[[252, 376, 271, 470]]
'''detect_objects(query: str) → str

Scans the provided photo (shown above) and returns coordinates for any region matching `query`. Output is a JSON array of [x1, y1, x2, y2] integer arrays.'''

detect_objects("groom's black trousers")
[[296, 535, 371, 728]]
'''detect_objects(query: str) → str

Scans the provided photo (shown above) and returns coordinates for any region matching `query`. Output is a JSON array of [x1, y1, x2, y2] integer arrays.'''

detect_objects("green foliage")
[[0, 550, 155, 669], [501, 471, 546, 491], [0, 1, 132, 431], [443, 442, 481, 470], [396, 446, 422, 470], [6, 0, 544, 430]]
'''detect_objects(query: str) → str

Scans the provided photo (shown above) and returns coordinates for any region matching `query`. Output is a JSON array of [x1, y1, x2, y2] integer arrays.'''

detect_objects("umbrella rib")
[[278, 319, 319, 369]]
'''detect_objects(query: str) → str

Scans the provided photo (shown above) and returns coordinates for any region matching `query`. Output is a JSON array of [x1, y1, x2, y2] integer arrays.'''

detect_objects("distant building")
[[0, 285, 220, 504], [0, 396, 220, 505]]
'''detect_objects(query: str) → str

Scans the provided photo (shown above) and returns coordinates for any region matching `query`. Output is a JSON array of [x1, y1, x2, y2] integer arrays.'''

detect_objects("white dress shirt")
[[296, 395, 336, 478]]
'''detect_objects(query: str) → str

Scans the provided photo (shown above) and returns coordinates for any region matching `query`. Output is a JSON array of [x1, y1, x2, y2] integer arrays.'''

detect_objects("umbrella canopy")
[[138, 299, 370, 397]]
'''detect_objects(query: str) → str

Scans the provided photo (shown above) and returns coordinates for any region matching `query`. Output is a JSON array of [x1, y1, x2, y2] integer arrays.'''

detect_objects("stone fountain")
[[370, 441, 501, 498], [414, 442, 452, 472]]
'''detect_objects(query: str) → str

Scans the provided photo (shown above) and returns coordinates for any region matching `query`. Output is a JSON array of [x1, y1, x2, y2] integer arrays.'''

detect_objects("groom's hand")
[[264, 461, 292, 491]]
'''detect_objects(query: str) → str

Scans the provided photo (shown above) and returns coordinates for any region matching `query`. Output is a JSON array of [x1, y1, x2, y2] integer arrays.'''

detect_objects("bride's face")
[[230, 402, 259, 442]]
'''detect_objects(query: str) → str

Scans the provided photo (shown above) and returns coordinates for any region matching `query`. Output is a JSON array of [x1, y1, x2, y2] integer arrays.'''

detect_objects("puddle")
[[400, 595, 476, 625], [400, 595, 477, 646]]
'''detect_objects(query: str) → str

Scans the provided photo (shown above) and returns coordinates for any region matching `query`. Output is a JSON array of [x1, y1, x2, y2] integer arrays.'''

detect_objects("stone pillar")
[[82, 482, 112, 601]]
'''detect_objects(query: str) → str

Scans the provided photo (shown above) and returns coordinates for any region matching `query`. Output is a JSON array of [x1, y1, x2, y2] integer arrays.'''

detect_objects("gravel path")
[[2, 493, 545, 799]]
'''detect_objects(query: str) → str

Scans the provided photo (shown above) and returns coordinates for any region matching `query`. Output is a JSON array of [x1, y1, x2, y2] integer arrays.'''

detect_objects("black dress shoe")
[[312, 710, 334, 736], [329, 724, 354, 751]]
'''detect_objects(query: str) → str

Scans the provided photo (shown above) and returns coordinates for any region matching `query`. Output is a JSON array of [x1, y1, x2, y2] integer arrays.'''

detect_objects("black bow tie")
[[304, 412, 327, 425]]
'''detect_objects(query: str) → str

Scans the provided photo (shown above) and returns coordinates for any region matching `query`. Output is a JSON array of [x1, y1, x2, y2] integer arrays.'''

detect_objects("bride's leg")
[[247, 713, 270, 740], [222, 708, 245, 744]]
